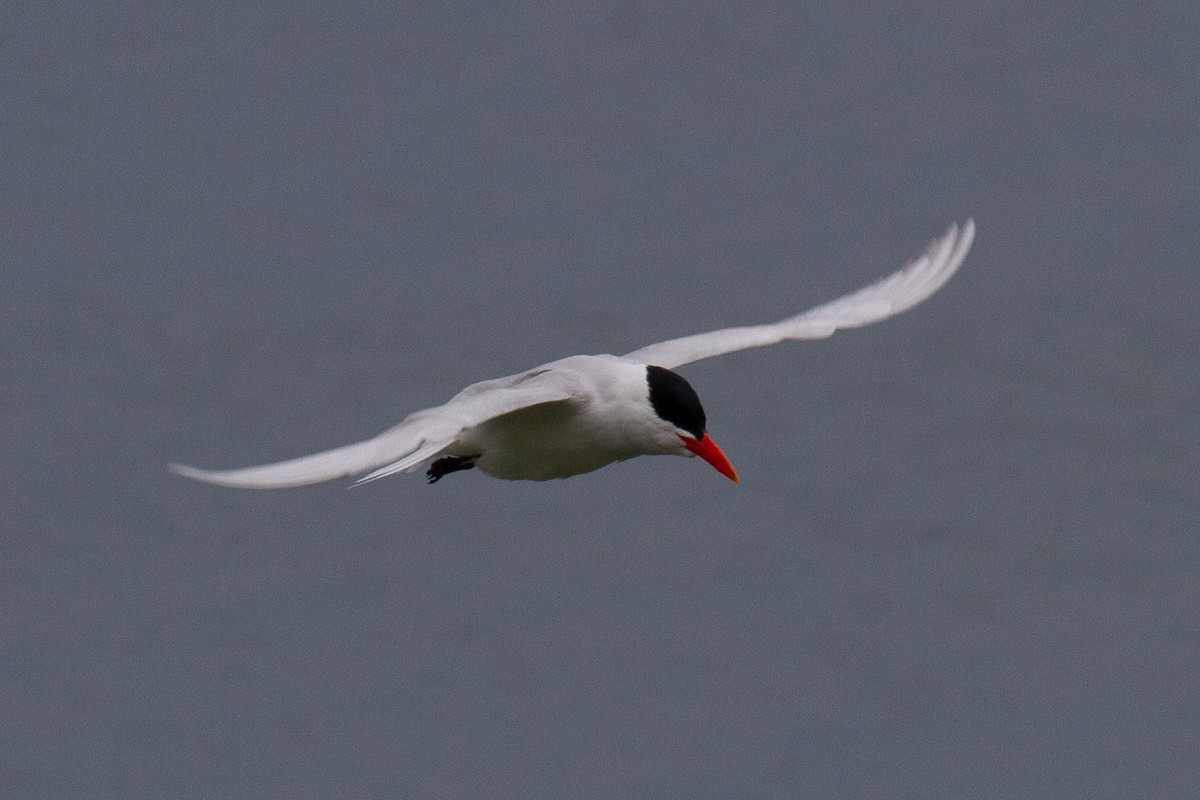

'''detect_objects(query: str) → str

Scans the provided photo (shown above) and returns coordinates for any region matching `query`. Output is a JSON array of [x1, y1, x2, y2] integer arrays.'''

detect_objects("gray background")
[[4, 2, 1198, 797]]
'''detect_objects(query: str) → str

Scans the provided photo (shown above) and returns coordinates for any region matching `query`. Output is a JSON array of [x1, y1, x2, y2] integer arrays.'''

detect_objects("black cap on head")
[[646, 365, 706, 440]]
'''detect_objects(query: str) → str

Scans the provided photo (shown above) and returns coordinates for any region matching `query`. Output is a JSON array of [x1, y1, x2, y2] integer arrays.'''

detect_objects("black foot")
[[427, 455, 477, 484]]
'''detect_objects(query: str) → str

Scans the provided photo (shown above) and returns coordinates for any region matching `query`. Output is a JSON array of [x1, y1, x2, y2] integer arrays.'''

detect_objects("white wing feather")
[[621, 220, 974, 369], [169, 372, 580, 488]]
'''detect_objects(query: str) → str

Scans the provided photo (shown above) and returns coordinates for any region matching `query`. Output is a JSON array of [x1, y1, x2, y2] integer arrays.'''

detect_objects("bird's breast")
[[458, 398, 656, 481]]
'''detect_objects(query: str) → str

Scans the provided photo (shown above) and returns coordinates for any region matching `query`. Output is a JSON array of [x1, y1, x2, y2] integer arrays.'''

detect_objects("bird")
[[170, 220, 974, 488]]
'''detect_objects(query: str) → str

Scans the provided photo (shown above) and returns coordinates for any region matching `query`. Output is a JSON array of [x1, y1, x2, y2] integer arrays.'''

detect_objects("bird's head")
[[645, 365, 740, 483]]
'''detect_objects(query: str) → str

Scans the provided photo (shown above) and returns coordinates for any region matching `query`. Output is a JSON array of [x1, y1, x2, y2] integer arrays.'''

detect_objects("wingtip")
[[168, 462, 227, 485], [941, 218, 974, 247], [952, 217, 976, 265], [168, 460, 290, 489], [960, 217, 976, 241]]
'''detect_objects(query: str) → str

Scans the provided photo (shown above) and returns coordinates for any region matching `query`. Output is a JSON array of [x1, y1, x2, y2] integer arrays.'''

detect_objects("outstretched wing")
[[169, 369, 581, 489], [621, 220, 974, 369]]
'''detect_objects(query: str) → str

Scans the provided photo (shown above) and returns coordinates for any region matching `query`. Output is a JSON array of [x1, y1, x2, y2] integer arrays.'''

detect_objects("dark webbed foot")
[[426, 455, 477, 484]]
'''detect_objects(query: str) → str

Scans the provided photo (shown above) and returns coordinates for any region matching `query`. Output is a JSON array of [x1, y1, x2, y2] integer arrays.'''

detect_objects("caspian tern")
[[170, 220, 974, 488]]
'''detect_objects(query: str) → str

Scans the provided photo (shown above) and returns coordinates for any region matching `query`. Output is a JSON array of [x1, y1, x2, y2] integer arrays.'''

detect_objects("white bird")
[[171, 220, 974, 488]]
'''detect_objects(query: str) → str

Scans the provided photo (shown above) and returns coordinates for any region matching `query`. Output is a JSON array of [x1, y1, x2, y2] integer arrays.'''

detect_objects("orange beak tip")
[[681, 432, 740, 484]]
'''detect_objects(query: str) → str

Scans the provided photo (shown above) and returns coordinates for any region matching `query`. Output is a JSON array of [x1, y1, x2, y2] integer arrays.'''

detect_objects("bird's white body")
[[453, 355, 687, 481], [171, 220, 975, 488]]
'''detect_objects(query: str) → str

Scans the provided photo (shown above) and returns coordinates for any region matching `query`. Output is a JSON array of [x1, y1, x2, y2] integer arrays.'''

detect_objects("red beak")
[[681, 432, 740, 483]]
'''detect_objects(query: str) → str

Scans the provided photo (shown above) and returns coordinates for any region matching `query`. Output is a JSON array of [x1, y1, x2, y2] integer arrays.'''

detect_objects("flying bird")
[[171, 220, 974, 488]]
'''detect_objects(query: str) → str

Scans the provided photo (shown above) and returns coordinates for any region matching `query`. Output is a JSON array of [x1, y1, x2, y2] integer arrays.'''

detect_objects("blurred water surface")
[[3, 2, 1198, 797]]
